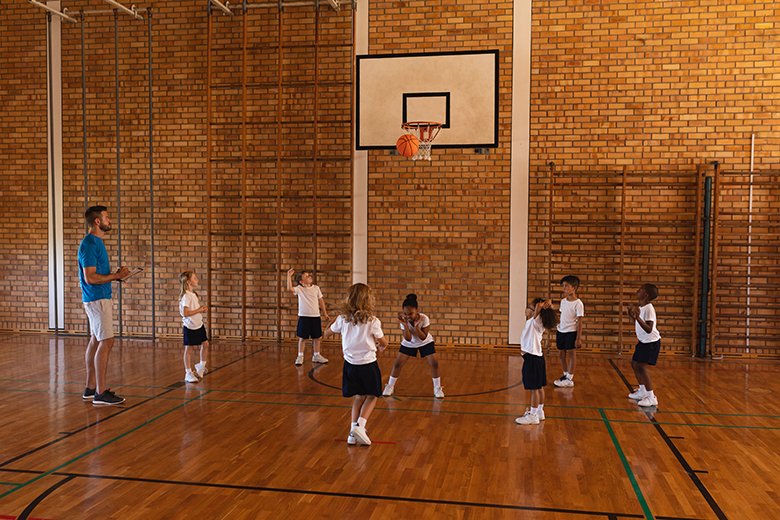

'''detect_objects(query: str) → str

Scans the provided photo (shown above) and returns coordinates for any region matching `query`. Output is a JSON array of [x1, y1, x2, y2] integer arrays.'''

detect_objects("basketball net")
[[401, 122, 442, 161]]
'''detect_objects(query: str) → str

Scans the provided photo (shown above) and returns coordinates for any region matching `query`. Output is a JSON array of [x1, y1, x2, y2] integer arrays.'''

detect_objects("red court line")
[[0, 515, 54, 520]]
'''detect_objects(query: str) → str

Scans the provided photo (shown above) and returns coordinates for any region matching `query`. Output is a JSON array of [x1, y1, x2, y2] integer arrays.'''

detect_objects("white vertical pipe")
[[746, 134, 754, 353], [508, 0, 532, 343], [352, 0, 368, 284]]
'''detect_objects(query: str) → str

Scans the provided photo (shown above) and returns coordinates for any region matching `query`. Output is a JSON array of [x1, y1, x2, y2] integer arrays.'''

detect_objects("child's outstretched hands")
[[287, 268, 295, 278], [536, 299, 552, 312], [626, 304, 639, 321]]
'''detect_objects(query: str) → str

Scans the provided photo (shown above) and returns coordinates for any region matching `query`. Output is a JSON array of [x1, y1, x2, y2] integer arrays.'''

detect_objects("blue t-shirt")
[[78, 233, 112, 302]]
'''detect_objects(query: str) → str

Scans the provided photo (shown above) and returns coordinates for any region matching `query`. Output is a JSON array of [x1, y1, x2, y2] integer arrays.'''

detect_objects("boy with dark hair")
[[554, 275, 584, 388], [627, 284, 661, 407]]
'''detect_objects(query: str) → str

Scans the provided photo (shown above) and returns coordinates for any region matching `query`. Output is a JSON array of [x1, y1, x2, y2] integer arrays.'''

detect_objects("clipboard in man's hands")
[[118, 267, 144, 282]]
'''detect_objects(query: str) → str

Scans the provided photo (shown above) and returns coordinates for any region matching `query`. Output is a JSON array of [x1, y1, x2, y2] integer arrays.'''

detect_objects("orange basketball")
[[396, 133, 420, 158]]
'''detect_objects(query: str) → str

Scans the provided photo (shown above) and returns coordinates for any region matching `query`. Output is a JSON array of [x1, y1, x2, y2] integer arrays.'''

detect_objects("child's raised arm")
[[286, 268, 296, 295]]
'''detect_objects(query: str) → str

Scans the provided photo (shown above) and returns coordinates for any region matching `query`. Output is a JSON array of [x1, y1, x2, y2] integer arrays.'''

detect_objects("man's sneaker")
[[434, 387, 445, 399], [351, 425, 371, 445], [312, 353, 329, 364], [514, 410, 540, 425], [82, 387, 96, 401], [382, 384, 395, 397], [628, 388, 648, 400], [554, 378, 574, 388], [185, 370, 199, 383], [537, 408, 545, 421], [294, 354, 304, 366], [195, 362, 207, 379], [347, 431, 357, 445], [93, 389, 125, 406], [637, 395, 658, 407]]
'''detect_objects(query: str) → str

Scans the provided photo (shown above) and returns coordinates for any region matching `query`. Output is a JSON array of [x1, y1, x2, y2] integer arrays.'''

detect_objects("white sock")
[[387, 376, 398, 387], [639, 384, 646, 392], [567, 373, 574, 380], [647, 390, 655, 398], [357, 417, 367, 428], [432, 377, 441, 389], [538, 404, 544, 412], [564, 371, 570, 377], [530, 406, 539, 415]]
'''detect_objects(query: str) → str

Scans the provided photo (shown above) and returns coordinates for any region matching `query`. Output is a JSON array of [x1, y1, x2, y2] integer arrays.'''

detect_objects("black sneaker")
[[93, 389, 126, 406], [82, 387, 96, 401]]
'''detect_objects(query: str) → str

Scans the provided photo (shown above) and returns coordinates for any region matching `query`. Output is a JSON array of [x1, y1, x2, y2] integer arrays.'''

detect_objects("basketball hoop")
[[401, 121, 442, 161]]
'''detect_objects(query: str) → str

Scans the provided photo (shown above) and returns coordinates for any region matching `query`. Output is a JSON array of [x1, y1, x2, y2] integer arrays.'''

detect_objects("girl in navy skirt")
[[324, 283, 388, 446], [179, 271, 209, 383]]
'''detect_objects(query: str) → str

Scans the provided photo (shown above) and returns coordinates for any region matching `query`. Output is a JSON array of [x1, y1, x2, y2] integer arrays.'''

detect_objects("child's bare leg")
[[200, 341, 209, 364], [352, 395, 366, 423], [559, 350, 567, 374], [390, 354, 410, 378], [636, 363, 652, 391], [312, 338, 321, 355], [183, 346, 193, 371], [567, 349, 576, 375], [359, 395, 378, 422], [425, 354, 440, 379], [297, 338, 305, 356]]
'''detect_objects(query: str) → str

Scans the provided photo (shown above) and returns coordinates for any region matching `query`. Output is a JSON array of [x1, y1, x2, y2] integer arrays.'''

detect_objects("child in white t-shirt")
[[554, 275, 585, 388], [287, 268, 330, 366], [324, 283, 388, 446], [627, 284, 662, 407], [382, 293, 443, 399], [179, 271, 209, 383], [515, 298, 559, 425]]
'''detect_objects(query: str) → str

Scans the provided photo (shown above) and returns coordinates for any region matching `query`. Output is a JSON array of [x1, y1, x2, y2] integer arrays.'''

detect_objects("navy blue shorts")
[[399, 342, 436, 358], [521, 353, 547, 390], [297, 316, 322, 339], [342, 360, 382, 397], [556, 331, 578, 350], [183, 325, 208, 346], [632, 340, 661, 365]]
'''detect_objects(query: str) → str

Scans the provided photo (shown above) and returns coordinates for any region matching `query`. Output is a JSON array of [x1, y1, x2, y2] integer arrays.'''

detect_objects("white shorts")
[[83, 299, 114, 341]]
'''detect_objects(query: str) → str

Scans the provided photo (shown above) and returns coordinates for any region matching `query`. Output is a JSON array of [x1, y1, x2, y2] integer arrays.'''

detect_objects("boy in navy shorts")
[[554, 275, 584, 388], [515, 298, 559, 425], [627, 284, 661, 407], [287, 268, 330, 366]]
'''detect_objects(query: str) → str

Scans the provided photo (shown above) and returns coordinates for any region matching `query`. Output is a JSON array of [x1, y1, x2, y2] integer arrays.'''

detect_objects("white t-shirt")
[[558, 298, 584, 333], [179, 291, 203, 330], [635, 303, 661, 343], [294, 285, 323, 317], [330, 315, 385, 365], [520, 315, 545, 357], [400, 313, 434, 347]]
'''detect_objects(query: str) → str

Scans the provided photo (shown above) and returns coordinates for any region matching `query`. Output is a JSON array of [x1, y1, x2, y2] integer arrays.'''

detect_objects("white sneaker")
[[537, 408, 545, 421], [382, 384, 395, 397], [312, 353, 329, 364], [350, 425, 371, 445], [514, 410, 540, 425], [637, 395, 658, 407], [554, 378, 574, 388], [184, 370, 199, 383], [194, 362, 207, 379], [347, 431, 357, 445], [294, 354, 304, 366], [434, 387, 445, 399], [628, 388, 648, 400]]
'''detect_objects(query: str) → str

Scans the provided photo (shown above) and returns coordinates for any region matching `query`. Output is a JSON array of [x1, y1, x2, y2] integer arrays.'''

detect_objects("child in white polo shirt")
[[287, 268, 330, 366], [627, 284, 662, 407]]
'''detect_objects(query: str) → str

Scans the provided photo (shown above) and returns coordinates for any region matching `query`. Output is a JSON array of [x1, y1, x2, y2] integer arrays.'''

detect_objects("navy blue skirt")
[[342, 360, 382, 397], [183, 325, 208, 346]]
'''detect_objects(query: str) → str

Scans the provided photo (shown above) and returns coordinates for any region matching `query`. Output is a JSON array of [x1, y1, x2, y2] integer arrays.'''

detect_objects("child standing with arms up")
[[287, 268, 330, 366], [324, 283, 389, 446], [382, 293, 444, 398], [179, 271, 209, 383], [554, 275, 585, 387], [515, 298, 558, 425], [627, 284, 661, 407]]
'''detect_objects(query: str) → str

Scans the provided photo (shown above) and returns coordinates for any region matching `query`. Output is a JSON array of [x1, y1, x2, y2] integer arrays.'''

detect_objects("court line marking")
[[0, 468, 701, 519], [600, 409, 654, 519], [609, 360, 727, 520], [0, 391, 211, 500], [17, 475, 75, 520]]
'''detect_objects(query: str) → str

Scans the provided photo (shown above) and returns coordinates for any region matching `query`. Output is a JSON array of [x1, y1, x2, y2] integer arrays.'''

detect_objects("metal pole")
[[80, 12, 89, 212], [147, 9, 156, 340], [619, 165, 626, 355], [114, 10, 123, 337], [746, 135, 755, 354], [47, 12, 60, 334], [709, 162, 720, 357], [241, 0, 248, 341], [313, 3, 319, 283], [691, 164, 704, 357], [206, 0, 214, 336], [547, 162, 554, 301], [276, 4, 283, 342], [698, 174, 712, 358]]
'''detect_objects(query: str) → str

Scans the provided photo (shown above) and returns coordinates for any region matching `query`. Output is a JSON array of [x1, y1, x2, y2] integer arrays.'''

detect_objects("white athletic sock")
[[432, 377, 441, 389], [564, 371, 570, 377], [387, 376, 398, 387], [538, 404, 544, 411], [357, 417, 367, 428], [639, 384, 646, 392], [530, 406, 539, 415], [567, 373, 574, 380], [647, 390, 655, 398]]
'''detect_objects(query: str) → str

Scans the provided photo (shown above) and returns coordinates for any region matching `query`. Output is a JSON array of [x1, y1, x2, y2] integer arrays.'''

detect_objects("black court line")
[[307, 365, 523, 398], [17, 475, 75, 520], [0, 468, 699, 519], [0, 344, 270, 469], [609, 359, 727, 520]]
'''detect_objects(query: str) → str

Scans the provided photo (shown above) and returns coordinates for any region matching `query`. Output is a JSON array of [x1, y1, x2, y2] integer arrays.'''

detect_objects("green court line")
[[0, 391, 211, 500], [0, 481, 20, 486], [600, 409, 654, 520]]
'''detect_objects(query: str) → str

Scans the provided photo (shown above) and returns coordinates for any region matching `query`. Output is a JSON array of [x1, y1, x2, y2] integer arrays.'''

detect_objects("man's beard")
[[98, 223, 111, 232]]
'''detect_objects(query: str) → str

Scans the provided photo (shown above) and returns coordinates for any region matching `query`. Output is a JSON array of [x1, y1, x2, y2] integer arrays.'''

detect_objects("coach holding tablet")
[[78, 205, 130, 407]]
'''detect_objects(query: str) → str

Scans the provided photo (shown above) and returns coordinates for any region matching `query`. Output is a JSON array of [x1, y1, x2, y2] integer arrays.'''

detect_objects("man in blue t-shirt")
[[78, 205, 130, 406]]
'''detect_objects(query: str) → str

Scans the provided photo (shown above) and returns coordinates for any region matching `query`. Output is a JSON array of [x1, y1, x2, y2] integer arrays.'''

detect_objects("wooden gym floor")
[[0, 332, 777, 519]]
